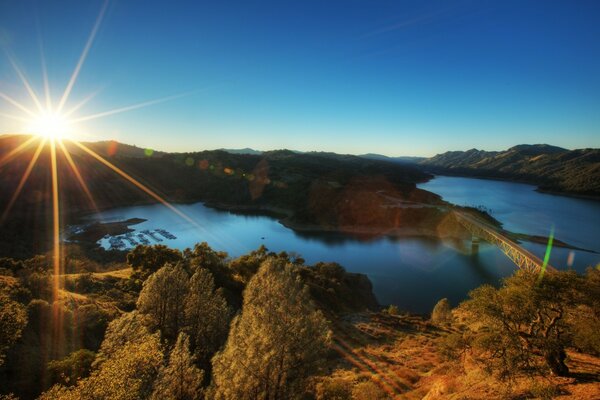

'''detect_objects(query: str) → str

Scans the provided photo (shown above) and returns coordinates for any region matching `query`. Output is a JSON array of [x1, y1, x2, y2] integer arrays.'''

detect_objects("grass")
[[318, 312, 600, 399]]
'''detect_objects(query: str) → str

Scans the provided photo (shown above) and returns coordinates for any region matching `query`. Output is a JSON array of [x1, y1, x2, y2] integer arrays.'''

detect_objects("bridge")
[[453, 210, 555, 273]]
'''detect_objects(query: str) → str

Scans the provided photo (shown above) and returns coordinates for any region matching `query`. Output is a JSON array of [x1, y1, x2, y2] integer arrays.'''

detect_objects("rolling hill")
[[420, 144, 600, 197]]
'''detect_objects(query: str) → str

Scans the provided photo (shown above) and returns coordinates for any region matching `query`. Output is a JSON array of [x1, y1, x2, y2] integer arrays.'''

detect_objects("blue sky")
[[0, 0, 599, 156]]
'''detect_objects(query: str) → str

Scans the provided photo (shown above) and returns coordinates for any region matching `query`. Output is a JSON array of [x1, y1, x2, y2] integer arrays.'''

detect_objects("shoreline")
[[70, 199, 596, 255], [419, 172, 600, 202]]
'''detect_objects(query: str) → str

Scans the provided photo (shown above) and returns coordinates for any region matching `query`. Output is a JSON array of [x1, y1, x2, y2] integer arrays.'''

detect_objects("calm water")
[[91, 176, 600, 314]]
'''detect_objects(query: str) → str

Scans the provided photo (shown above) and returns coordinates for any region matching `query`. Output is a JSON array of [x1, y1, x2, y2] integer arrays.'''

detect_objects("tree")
[[0, 292, 27, 366], [47, 349, 96, 386], [431, 298, 452, 325], [184, 267, 230, 364], [137, 263, 189, 341], [211, 259, 331, 399], [41, 331, 164, 400], [185, 242, 232, 289], [460, 270, 581, 378], [95, 311, 152, 366], [127, 245, 182, 279], [151, 332, 204, 400], [228, 245, 269, 284], [568, 266, 600, 355]]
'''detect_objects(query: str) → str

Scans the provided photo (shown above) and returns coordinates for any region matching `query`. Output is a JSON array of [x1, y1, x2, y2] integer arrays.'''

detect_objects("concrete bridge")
[[453, 210, 555, 273]]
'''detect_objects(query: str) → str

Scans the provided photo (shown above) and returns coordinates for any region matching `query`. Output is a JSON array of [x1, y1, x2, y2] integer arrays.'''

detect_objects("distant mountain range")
[[419, 144, 600, 197], [359, 153, 426, 164], [217, 149, 427, 164], [217, 148, 263, 155]]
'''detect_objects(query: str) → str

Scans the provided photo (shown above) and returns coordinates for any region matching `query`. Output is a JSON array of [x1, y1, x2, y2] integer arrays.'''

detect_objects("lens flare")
[[26, 112, 72, 140]]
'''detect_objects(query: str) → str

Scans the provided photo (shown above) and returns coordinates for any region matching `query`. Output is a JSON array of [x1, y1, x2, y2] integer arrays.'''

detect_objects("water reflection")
[[88, 176, 599, 313]]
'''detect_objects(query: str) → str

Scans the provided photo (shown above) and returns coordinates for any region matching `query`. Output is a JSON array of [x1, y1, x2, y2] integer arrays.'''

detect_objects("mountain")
[[420, 144, 600, 197], [0, 135, 438, 258], [359, 153, 425, 164], [218, 147, 263, 155], [81, 140, 167, 158]]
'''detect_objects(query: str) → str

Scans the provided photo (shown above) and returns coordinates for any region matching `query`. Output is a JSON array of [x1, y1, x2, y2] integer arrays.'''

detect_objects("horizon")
[[1, 1, 600, 156], [0, 132, 589, 158]]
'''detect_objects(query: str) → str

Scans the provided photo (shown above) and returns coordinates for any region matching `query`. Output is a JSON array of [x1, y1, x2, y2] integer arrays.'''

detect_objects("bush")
[[351, 380, 389, 400], [384, 305, 399, 316], [47, 349, 96, 386], [316, 377, 352, 400], [431, 298, 452, 325]]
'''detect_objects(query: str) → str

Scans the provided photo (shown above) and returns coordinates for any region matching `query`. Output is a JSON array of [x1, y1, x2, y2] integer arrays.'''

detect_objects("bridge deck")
[[453, 210, 555, 273]]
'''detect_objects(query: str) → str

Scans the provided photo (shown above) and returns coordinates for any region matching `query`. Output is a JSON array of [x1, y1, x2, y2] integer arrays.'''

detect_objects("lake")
[[91, 176, 600, 314]]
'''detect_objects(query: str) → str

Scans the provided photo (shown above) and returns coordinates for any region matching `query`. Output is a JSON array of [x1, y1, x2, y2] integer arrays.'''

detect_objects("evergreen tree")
[[185, 268, 231, 365], [212, 259, 331, 399], [431, 298, 452, 325], [151, 332, 204, 400], [137, 263, 189, 341], [41, 331, 163, 400], [0, 292, 27, 366]]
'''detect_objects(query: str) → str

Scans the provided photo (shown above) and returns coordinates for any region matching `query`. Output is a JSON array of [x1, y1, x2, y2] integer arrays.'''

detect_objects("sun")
[[25, 111, 72, 140]]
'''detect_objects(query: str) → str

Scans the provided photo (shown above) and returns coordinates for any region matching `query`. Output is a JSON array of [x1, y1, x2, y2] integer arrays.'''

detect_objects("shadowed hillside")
[[420, 144, 600, 197]]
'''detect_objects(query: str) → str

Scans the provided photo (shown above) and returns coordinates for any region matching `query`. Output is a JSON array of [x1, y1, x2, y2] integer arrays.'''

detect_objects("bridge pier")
[[471, 235, 480, 255]]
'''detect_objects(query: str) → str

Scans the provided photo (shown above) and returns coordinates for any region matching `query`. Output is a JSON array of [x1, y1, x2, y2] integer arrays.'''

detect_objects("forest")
[[1, 241, 599, 399]]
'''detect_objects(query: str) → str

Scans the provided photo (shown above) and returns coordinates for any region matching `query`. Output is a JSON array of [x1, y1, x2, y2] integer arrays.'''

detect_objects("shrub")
[[316, 377, 352, 400], [431, 298, 452, 325], [351, 380, 389, 400]]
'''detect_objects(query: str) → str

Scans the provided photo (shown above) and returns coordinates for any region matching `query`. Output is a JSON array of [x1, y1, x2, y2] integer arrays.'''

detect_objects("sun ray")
[[0, 135, 39, 168], [62, 88, 103, 118], [1, 138, 47, 222], [57, 140, 100, 213], [71, 93, 189, 123], [56, 0, 109, 113], [69, 140, 205, 231], [39, 39, 53, 111], [330, 339, 400, 397], [0, 112, 30, 123], [333, 336, 406, 394], [49, 139, 61, 294], [6, 53, 45, 113], [0, 91, 38, 117]]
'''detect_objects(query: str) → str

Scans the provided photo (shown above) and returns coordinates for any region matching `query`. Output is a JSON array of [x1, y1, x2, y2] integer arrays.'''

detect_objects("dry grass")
[[318, 312, 600, 400], [92, 267, 133, 280]]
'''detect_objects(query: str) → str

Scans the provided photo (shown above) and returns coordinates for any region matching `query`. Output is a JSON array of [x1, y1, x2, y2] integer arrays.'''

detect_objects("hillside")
[[0, 135, 445, 259], [420, 144, 600, 197]]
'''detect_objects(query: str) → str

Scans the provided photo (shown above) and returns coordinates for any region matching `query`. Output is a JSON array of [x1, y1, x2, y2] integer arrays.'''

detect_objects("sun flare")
[[26, 111, 72, 140]]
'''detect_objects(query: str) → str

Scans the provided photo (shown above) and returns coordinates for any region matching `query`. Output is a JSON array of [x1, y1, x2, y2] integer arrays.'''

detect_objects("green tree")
[[127, 245, 182, 279], [460, 270, 581, 378], [47, 349, 96, 386], [0, 292, 27, 366], [212, 259, 331, 399], [228, 245, 269, 284], [185, 267, 231, 364], [137, 263, 189, 341], [151, 332, 204, 400], [569, 267, 600, 355], [95, 311, 152, 366], [185, 242, 232, 289], [41, 331, 163, 400]]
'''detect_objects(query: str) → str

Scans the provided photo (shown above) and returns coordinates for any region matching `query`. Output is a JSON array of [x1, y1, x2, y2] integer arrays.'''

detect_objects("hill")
[[420, 144, 600, 197], [360, 153, 426, 164], [217, 147, 263, 155], [0, 135, 445, 259], [79, 140, 167, 158]]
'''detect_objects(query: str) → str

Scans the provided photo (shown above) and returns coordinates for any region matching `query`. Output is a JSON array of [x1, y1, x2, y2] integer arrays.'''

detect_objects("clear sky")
[[0, 0, 599, 156]]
